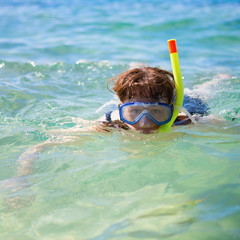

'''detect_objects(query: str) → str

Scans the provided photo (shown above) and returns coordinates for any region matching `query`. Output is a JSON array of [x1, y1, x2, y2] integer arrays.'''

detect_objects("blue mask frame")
[[119, 101, 174, 126]]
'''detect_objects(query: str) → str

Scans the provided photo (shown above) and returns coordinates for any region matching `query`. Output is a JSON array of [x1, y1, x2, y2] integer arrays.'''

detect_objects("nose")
[[138, 114, 152, 127]]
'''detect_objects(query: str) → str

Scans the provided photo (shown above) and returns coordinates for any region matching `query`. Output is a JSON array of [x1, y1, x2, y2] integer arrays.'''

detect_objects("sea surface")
[[0, 0, 240, 239]]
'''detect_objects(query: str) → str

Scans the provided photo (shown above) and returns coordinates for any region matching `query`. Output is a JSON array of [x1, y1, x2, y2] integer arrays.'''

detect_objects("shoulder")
[[94, 120, 130, 132], [100, 120, 130, 131], [174, 114, 192, 125]]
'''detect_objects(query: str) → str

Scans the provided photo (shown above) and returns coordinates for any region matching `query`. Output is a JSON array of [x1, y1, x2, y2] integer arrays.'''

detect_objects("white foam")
[[196, 114, 224, 123], [75, 59, 89, 64], [184, 73, 231, 100], [28, 61, 36, 67], [95, 97, 120, 114], [129, 62, 147, 69]]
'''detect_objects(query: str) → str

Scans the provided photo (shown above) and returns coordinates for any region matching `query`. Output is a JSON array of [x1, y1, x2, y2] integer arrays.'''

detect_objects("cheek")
[[131, 120, 159, 129]]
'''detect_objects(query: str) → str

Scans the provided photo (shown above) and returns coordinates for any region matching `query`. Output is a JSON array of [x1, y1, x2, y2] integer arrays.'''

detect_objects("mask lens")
[[148, 106, 171, 122], [122, 105, 144, 122], [120, 102, 173, 125]]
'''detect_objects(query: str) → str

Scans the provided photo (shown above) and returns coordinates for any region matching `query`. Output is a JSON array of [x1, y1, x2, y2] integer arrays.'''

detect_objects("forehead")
[[123, 97, 168, 103], [122, 83, 172, 102]]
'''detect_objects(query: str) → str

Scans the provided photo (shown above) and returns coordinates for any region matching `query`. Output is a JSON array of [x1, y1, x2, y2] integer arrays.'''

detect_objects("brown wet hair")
[[107, 67, 175, 104]]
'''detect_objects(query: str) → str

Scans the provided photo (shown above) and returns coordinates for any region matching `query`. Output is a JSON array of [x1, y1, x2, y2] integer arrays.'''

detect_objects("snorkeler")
[[100, 66, 208, 134], [99, 40, 208, 134], [100, 67, 185, 134], [1, 39, 210, 210]]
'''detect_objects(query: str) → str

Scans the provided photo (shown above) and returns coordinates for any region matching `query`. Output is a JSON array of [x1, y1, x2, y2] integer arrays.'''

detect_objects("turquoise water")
[[0, 0, 240, 239]]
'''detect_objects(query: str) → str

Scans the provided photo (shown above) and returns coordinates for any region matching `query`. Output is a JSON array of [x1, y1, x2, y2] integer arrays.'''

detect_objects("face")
[[121, 98, 170, 134], [128, 115, 160, 134]]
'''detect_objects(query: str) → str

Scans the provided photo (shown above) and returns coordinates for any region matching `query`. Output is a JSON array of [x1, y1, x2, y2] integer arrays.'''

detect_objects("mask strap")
[[174, 105, 197, 125]]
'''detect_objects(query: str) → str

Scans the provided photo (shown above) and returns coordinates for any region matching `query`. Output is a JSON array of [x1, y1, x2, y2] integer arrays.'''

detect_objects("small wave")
[[219, 107, 240, 123], [0, 59, 127, 73], [141, 18, 197, 31], [184, 73, 231, 100]]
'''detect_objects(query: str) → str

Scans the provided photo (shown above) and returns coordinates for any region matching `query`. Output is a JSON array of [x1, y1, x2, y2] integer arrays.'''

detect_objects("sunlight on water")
[[0, 0, 240, 239]]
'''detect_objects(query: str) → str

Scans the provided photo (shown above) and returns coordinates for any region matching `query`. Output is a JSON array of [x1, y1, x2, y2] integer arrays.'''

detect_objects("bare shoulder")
[[94, 120, 130, 132], [174, 114, 192, 125]]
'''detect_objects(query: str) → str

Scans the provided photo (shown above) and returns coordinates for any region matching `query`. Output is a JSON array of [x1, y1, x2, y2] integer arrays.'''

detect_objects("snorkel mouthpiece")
[[158, 39, 184, 132]]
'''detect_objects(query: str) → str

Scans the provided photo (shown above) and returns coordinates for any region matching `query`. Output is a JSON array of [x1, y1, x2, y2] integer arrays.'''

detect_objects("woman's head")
[[108, 67, 175, 104]]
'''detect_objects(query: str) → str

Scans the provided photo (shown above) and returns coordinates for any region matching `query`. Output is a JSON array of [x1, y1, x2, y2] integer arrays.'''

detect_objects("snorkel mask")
[[119, 101, 174, 126], [158, 39, 184, 132]]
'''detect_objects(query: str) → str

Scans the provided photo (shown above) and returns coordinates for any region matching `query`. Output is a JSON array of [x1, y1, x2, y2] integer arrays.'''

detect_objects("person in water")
[[100, 66, 207, 134], [2, 65, 211, 210]]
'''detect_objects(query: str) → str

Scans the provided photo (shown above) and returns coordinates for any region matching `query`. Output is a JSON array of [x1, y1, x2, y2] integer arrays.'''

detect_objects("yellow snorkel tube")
[[159, 39, 184, 132]]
